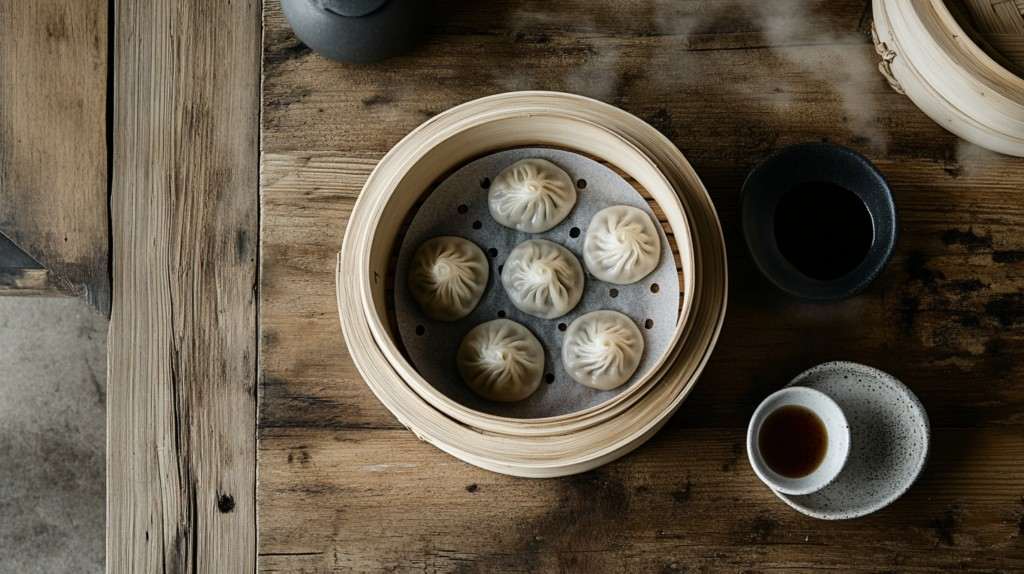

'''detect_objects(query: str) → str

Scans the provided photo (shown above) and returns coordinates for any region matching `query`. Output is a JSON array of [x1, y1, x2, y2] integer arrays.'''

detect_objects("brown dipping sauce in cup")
[[758, 404, 829, 478]]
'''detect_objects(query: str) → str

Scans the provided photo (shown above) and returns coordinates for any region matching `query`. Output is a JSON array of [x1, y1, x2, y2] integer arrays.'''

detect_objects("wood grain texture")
[[108, 0, 260, 571], [260, 427, 1024, 572], [260, 0, 1024, 571], [0, 0, 110, 311]]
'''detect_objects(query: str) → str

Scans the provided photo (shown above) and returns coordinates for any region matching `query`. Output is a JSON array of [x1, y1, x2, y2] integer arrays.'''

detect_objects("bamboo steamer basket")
[[364, 112, 697, 437], [338, 91, 727, 477], [872, 0, 1024, 156]]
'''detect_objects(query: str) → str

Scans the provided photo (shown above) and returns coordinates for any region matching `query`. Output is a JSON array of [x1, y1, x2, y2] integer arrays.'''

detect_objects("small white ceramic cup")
[[747, 386, 851, 495]]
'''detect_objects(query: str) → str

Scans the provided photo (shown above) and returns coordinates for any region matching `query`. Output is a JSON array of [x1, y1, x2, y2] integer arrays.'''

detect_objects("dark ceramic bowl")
[[741, 143, 897, 300]]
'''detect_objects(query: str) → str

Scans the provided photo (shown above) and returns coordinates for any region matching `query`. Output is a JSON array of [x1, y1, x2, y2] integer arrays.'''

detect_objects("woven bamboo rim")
[[338, 92, 727, 477], [873, 0, 1024, 156]]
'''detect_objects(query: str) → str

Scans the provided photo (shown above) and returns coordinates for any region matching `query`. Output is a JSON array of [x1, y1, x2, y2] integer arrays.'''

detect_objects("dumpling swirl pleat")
[[489, 159, 577, 233], [501, 239, 584, 319], [562, 310, 644, 391], [457, 319, 544, 402], [583, 205, 661, 285], [408, 236, 489, 321]]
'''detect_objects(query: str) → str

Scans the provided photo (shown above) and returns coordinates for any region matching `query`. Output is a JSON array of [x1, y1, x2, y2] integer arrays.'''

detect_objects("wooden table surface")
[[0, 0, 109, 310], [258, 1, 1024, 571]]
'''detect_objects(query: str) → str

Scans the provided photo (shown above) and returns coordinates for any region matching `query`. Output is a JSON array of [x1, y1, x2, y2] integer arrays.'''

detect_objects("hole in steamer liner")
[[457, 204, 468, 214], [557, 323, 567, 332], [644, 319, 654, 329], [487, 247, 498, 258], [569, 227, 581, 239], [415, 325, 426, 336], [545, 373, 555, 384], [480, 177, 491, 189], [576, 178, 587, 189], [650, 283, 660, 293], [609, 288, 619, 298], [472, 220, 482, 229], [497, 310, 506, 318]]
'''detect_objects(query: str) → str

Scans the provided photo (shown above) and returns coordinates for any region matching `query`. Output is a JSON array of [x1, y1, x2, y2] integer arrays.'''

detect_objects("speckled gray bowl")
[[775, 361, 930, 520]]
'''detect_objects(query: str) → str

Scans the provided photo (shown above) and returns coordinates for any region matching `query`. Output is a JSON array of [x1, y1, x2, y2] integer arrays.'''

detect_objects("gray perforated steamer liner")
[[337, 91, 727, 475], [395, 148, 680, 420]]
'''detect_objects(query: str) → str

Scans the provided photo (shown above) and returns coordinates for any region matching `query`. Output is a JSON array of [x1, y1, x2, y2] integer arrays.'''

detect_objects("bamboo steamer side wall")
[[873, 0, 1024, 156]]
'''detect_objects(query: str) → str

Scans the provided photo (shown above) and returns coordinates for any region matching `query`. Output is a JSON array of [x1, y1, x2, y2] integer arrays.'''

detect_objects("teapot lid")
[[317, 0, 389, 18]]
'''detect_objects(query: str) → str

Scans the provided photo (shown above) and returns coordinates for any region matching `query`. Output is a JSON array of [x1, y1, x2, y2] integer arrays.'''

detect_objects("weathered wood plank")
[[258, 426, 1024, 573], [261, 0, 958, 163], [108, 0, 260, 571], [0, 0, 110, 311]]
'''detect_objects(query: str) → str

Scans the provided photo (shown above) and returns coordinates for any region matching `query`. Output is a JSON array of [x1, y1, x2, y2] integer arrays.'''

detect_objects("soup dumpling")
[[562, 310, 644, 391], [583, 205, 661, 285], [408, 236, 489, 321], [489, 159, 577, 233], [457, 319, 544, 402], [501, 239, 584, 319]]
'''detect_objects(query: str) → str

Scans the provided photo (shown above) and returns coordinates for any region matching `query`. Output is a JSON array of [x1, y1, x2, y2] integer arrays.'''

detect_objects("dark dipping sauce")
[[759, 405, 828, 478], [774, 181, 873, 281]]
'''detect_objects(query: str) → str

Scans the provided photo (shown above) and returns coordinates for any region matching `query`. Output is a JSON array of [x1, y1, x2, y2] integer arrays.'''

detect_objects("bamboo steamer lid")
[[338, 92, 727, 477], [873, 0, 1024, 156]]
